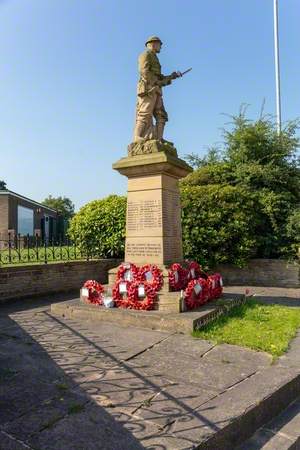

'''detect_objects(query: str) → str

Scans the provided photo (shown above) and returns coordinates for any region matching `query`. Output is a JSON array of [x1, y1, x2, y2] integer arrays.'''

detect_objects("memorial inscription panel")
[[125, 175, 183, 263], [127, 198, 162, 235]]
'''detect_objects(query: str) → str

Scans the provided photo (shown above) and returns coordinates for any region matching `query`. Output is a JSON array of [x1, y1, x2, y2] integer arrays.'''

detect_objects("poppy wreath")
[[83, 280, 104, 306], [138, 264, 164, 291], [168, 263, 188, 291], [184, 278, 209, 310], [112, 279, 133, 308], [208, 273, 223, 300], [187, 261, 203, 281], [117, 262, 139, 282], [127, 281, 156, 310]]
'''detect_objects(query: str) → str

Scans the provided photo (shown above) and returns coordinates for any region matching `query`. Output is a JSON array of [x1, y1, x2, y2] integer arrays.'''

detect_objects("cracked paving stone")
[[126, 348, 264, 392], [0, 378, 64, 423], [27, 402, 146, 450], [201, 343, 271, 368], [133, 383, 218, 430], [1, 390, 89, 443], [0, 431, 33, 450]]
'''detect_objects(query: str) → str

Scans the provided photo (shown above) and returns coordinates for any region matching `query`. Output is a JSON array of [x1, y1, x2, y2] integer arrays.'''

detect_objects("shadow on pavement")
[[0, 308, 146, 449], [0, 296, 222, 450]]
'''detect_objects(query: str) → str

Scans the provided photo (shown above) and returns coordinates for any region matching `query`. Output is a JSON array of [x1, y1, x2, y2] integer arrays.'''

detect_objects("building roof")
[[0, 190, 57, 213]]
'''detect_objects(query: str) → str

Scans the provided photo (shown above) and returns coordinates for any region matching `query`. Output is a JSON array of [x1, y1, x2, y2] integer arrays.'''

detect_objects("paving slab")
[[223, 286, 300, 306], [125, 336, 271, 391], [0, 431, 33, 449], [0, 292, 299, 450], [27, 402, 145, 450]]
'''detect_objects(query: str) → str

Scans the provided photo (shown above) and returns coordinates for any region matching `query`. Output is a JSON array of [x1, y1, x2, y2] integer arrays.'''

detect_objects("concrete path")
[[224, 286, 300, 306], [0, 290, 299, 450]]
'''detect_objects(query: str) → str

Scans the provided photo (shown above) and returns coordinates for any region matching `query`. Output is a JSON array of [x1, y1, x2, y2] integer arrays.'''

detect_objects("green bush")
[[184, 109, 300, 261], [285, 208, 300, 257], [181, 185, 258, 266], [68, 195, 126, 257]]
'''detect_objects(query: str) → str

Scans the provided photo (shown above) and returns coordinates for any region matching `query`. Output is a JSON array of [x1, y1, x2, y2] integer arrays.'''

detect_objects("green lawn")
[[192, 298, 300, 358]]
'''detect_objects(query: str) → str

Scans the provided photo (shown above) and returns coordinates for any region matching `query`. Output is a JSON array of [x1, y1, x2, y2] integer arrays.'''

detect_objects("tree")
[[183, 108, 300, 261], [42, 195, 75, 220], [0, 180, 7, 190], [185, 146, 223, 169]]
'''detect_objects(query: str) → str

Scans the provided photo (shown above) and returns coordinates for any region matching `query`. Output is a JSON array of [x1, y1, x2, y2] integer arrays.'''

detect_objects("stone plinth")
[[113, 149, 192, 266]]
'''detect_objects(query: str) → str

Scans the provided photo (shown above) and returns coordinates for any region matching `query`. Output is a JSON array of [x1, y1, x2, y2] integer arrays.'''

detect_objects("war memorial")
[[1, 32, 300, 450], [68, 35, 222, 318]]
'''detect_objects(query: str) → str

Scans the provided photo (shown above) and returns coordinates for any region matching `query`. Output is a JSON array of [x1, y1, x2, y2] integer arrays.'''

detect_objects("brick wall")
[[214, 259, 300, 288], [0, 195, 8, 236], [0, 259, 121, 303], [0, 258, 298, 304]]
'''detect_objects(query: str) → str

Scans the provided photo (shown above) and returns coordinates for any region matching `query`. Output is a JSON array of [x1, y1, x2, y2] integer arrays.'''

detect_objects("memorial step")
[[236, 397, 300, 450]]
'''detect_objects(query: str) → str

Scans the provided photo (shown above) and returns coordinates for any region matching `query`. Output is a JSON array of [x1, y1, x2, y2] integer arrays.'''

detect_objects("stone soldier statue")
[[133, 36, 182, 143]]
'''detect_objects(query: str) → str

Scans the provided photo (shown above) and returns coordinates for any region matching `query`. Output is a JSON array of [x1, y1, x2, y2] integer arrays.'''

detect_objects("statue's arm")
[[157, 74, 173, 86]]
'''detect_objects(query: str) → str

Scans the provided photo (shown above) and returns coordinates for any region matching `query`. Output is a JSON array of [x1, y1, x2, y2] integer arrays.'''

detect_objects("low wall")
[[0, 258, 298, 304], [214, 259, 300, 288], [0, 259, 121, 303]]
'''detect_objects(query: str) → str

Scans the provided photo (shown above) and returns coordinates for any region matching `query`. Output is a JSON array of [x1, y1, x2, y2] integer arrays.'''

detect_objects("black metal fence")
[[0, 233, 101, 265]]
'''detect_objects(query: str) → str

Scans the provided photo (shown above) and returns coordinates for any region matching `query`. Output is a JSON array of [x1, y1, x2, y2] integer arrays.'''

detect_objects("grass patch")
[[41, 416, 62, 430], [55, 382, 69, 392], [68, 403, 85, 415], [192, 298, 300, 358]]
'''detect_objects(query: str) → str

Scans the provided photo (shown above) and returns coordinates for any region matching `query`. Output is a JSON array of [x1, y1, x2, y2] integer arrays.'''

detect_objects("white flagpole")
[[273, 0, 282, 134]]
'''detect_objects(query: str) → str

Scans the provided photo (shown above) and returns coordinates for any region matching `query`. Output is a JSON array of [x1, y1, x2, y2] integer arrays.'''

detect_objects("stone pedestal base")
[[111, 143, 192, 313], [108, 263, 182, 313], [113, 150, 192, 266]]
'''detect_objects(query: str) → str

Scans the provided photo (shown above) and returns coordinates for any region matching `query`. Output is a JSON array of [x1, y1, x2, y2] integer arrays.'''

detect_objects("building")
[[0, 190, 58, 242]]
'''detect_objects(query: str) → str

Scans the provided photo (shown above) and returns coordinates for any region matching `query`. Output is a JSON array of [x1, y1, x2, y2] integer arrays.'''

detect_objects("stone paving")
[[0, 291, 299, 450], [223, 286, 300, 306]]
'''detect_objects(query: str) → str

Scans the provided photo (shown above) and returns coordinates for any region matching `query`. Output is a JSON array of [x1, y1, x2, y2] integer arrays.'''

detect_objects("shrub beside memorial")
[[181, 185, 258, 267], [68, 195, 126, 257], [183, 110, 300, 263]]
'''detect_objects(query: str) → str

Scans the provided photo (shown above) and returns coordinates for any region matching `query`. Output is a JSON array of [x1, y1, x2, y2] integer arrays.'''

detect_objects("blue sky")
[[0, 0, 299, 210]]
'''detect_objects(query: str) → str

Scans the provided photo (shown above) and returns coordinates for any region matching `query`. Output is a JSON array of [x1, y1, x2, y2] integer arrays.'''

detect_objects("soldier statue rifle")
[[133, 36, 191, 143]]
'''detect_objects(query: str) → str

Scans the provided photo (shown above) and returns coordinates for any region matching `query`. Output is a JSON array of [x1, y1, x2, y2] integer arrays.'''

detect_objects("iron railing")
[[0, 233, 101, 265]]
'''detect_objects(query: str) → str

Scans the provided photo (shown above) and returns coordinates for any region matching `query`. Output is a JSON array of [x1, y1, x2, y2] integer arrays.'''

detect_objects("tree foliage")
[[68, 195, 126, 257], [182, 108, 300, 263], [42, 195, 75, 220], [181, 185, 258, 266], [285, 208, 300, 257], [0, 180, 7, 190]]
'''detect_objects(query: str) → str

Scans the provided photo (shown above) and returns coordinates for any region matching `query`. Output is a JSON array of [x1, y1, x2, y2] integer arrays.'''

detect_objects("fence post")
[[44, 236, 47, 264], [59, 235, 63, 261], [27, 233, 30, 263], [67, 237, 70, 260], [35, 233, 39, 262], [8, 232, 12, 264]]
